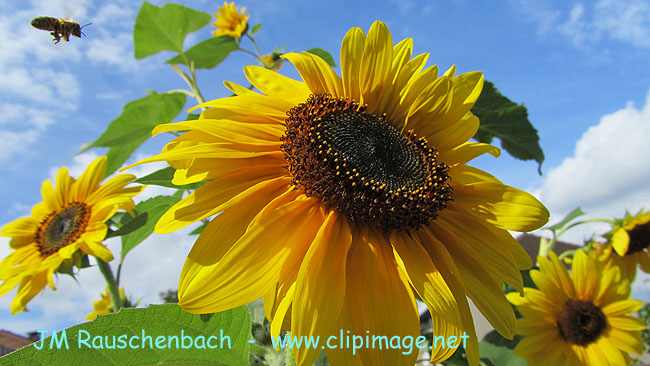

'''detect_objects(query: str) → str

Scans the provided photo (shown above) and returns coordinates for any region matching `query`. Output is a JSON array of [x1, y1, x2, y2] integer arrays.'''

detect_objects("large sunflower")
[[507, 251, 644, 366], [132, 21, 548, 365], [0, 156, 143, 314], [599, 210, 650, 281]]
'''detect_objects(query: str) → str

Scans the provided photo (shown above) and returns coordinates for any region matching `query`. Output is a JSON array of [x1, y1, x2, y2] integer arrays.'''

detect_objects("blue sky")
[[1, 0, 649, 338]]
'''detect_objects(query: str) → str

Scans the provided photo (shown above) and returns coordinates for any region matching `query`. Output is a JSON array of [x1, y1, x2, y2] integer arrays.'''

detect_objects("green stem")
[[537, 236, 553, 264], [96, 258, 122, 312], [285, 331, 296, 366], [245, 33, 264, 58]]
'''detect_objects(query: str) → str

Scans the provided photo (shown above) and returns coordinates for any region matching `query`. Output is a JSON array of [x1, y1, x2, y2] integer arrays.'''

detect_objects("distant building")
[[517, 233, 582, 268], [0, 330, 38, 356]]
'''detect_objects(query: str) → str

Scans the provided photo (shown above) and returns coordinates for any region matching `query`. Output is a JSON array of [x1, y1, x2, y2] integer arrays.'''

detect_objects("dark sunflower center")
[[281, 94, 451, 231], [556, 299, 607, 346], [34, 202, 91, 256], [626, 221, 650, 255]]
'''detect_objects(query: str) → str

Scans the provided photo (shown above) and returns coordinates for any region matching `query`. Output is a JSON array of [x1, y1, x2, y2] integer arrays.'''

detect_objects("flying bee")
[[31, 16, 91, 44]]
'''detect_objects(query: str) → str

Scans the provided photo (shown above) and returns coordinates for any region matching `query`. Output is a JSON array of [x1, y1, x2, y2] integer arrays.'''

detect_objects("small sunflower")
[[131, 21, 548, 365], [507, 251, 645, 366], [86, 286, 126, 321], [212, 2, 249, 39], [601, 210, 650, 281], [0, 156, 143, 314]]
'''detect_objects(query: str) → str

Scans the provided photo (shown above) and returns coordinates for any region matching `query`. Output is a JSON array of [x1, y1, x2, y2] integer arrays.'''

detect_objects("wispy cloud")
[[511, 0, 650, 48]]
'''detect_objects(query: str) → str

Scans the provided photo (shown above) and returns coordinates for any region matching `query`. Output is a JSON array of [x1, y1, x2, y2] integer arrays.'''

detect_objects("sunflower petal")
[[244, 65, 311, 103], [340, 26, 366, 101], [291, 211, 352, 365], [452, 182, 549, 232], [155, 166, 284, 233], [178, 197, 325, 313], [390, 230, 466, 363], [327, 228, 419, 365]]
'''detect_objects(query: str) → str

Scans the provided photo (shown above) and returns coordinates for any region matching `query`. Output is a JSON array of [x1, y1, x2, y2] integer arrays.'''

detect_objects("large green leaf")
[[471, 80, 544, 173], [120, 195, 182, 260], [82, 92, 186, 177], [134, 2, 211, 59], [166, 36, 239, 69], [0, 304, 250, 365], [104, 136, 149, 178], [134, 166, 208, 190]]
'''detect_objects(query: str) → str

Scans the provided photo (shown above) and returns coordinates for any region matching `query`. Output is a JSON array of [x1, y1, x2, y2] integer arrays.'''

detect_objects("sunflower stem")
[[285, 331, 296, 366], [96, 258, 122, 312]]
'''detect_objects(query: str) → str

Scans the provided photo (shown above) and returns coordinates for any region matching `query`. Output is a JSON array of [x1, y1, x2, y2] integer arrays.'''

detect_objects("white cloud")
[[540, 86, 650, 223], [85, 33, 138, 73], [0, 104, 56, 162], [512, 0, 650, 48]]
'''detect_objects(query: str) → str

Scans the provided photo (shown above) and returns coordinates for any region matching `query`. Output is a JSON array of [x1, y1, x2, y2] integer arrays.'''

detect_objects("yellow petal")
[[340, 26, 366, 101], [452, 181, 549, 232], [178, 177, 292, 298], [0, 217, 38, 239], [601, 298, 643, 317], [155, 166, 284, 233], [390, 230, 466, 363], [427, 112, 479, 153], [437, 209, 524, 292], [611, 228, 630, 256], [270, 282, 295, 339], [417, 227, 481, 366], [244, 65, 310, 104], [360, 21, 393, 113], [54, 166, 74, 207], [383, 53, 429, 126], [282, 52, 343, 97], [11, 272, 48, 314], [178, 197, 325, 313], [438, 142, 501, 166], [291, 211, 352, 365], [326, 228, 419, 366], [444, 72, 484, 124], [570, 250, 599, 300], [73, 156, 107, 201], [80, 240, 114, 262]]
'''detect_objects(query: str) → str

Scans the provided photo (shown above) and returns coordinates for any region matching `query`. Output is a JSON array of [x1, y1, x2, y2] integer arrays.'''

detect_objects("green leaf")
[[82, 92, 185, 176], [545, 207, 586, 233], [0, 304, 250, 365], [120, 195, 182, 260], [251, 23, 262, 35], [134, 166, 208, 190], [84, 93, 185, 148], [166, 36, 239, 69], [104, 137, 149, 178], [471, 80, 544, 173], [306, 48, 336, 67], [134, 2, 211, 59], [105, 212, 148, 239], [479, 333, 525, 366]]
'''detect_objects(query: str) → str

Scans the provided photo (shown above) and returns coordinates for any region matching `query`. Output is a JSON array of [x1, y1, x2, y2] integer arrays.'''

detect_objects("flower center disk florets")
[[281, 94, 451, 231], [34, 202, 91, 256], [626, 221, 650, 255], [556, 299, 607, 346]]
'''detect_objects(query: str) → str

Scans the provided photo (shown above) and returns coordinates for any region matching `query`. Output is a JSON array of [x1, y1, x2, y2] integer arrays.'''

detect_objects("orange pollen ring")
[[34, 202, 91, 257]]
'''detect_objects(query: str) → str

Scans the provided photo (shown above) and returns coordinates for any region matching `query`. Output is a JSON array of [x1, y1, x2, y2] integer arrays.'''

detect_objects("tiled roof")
[[0, 330, 34, 356]]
